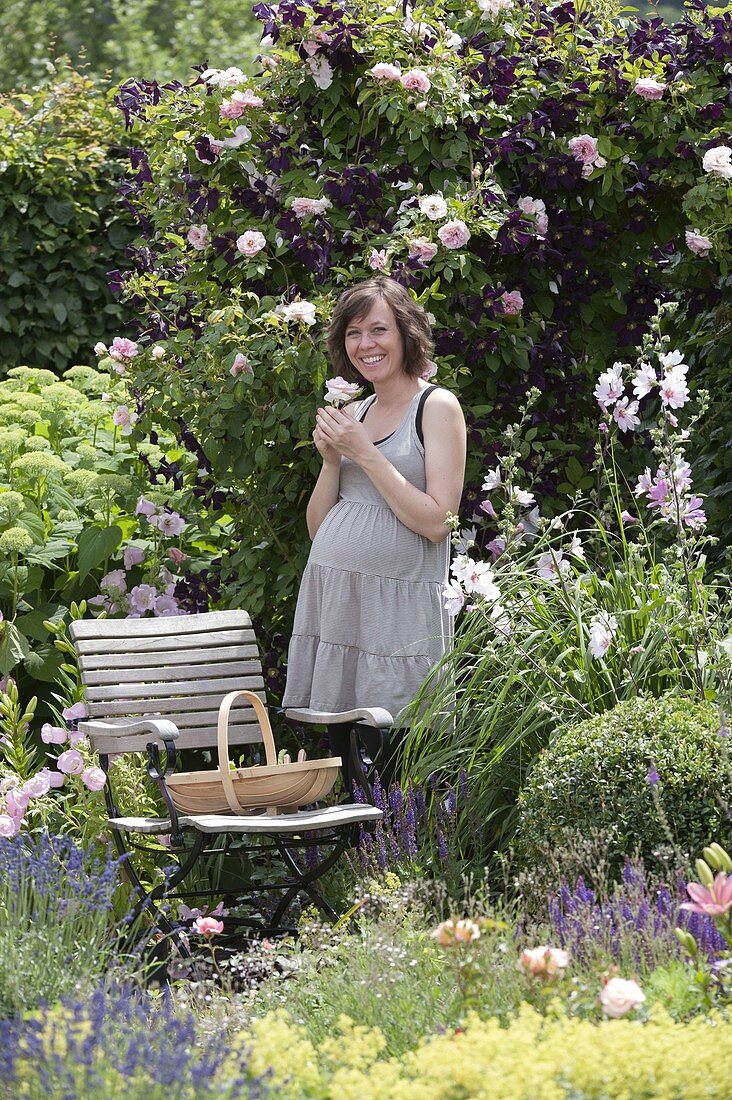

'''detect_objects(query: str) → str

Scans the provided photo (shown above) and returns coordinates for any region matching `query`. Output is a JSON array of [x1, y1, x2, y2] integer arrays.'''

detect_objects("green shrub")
[[515, 694, 730, 875], [0, 66, 133, 374]]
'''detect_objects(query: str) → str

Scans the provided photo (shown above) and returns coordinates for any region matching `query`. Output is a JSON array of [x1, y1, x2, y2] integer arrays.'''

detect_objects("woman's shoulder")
[[421, 384, 464, 416]]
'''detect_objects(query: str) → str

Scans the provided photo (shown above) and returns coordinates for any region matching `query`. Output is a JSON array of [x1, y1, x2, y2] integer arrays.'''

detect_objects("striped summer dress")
[[282, 387, 452, 722]]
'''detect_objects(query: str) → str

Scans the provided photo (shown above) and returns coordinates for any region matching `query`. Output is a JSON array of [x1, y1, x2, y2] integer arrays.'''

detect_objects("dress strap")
[[356, 394, 377, 422], [415, 385, 437, 446]]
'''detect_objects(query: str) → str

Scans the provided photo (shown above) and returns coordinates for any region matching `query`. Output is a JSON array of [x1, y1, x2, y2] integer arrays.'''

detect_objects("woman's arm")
[[315, 390, 466, 543], [305, 424, 341, 540]]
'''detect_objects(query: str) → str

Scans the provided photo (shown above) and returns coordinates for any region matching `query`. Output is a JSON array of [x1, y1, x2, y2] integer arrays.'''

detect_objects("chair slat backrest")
[[69, 610, 266, 751]]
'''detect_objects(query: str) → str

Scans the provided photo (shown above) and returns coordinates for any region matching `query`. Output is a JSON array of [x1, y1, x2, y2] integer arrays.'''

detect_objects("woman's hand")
[[313, 422, 341, 467], [315, 406, 374, 464]]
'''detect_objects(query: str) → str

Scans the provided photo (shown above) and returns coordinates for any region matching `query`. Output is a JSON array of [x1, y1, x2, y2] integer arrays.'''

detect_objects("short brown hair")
[[326, 276, 434, 381]]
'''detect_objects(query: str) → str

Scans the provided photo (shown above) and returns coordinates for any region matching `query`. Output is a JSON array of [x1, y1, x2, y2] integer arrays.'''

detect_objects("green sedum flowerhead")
[[64, 469, 101, 495], [0, 429, 29, 454], [23, 437, 53, 452], [11, 452, 70, 480], [0, 526, 34, 555], [0, 491, 26, 521]]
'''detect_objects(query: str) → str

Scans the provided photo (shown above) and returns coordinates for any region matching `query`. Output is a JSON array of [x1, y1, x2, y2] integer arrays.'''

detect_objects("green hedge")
[[0, 66, 133, 375], [515, 694, 730, 874]]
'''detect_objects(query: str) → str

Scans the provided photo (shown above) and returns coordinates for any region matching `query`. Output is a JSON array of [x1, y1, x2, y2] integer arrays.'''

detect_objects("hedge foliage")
[[0, 67, 133, 375], [103, 0, 732, 659], [515, 694, 731, 873]]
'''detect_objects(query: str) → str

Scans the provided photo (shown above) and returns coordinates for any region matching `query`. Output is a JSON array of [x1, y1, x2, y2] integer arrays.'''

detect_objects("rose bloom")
[[633, 77, 666, 100], [81, 767, 106, 792], [151, 345, 165, 360], [431, 918, 481, 946], [519, 945, 570, 978], [400, 67, 431, 94], [220, 89, 264, 118], [600, 976, 646, 1018], [291, 196, 331, 218], [281, 300, 317, 325], [370, 62, 401, 81], [109, 336, 139, 361], [409, 237, 438, 262], [168, 547, 188, 566], [437, 220, 471, 249], [501, 290, 524, 315], [57, 749, 86, 776], [93, 341, 107, 356], [236, 230, 267, 258], [193, 915, 225, 937], [702, 145, 732, 179], [418, 194, 448, 221], [187, 225, 209, 250], [230, 353, 253, 376], [685, 228, 712, 255], [568, 134, 599, 165], [325, 376, 362, 406]]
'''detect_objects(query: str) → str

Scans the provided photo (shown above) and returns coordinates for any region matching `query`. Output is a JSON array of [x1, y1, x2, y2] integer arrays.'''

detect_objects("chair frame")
[[69, 610, 391, 946]]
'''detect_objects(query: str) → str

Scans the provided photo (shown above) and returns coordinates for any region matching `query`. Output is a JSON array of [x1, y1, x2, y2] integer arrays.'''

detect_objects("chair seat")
[[110, 803, 381, 835]]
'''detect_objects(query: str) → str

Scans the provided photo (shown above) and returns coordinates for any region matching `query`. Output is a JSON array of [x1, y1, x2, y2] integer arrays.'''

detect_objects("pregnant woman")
[[282, 276, 467, 781]]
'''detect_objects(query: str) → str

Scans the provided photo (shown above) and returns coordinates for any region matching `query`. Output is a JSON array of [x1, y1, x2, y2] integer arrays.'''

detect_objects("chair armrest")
[[284, 706, 393, 729], [78, 717, 180, 754]]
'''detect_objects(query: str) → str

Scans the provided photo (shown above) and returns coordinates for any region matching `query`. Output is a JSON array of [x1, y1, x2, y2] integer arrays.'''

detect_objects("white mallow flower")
[[490, 601, 512, 639], [658, 349, 688, 374], [588, 612, 618, 659], [202, 66, 247, 87], [418, 193, 448, 221], [536, 550, 570, 581], [632, 362, 657, 400], [512, 487, 536, 507], [659, 369, 689, 409], [451, 555, 501, 601], [613, 397, 640, 433], [478, 0, 513, 17], [594, 363, 625, 407], [482, 465, 502, 492], [442, 579, 465, 617], [567, 533, 585, 560], [454, 526, 478, 555]]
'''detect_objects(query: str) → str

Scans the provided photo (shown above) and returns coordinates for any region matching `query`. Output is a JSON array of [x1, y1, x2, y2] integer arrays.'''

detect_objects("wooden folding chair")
[[69, 610, 389, 946]]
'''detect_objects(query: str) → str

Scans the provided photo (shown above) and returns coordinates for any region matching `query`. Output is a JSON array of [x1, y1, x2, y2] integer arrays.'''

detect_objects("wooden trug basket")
[[165, 689, 341, 815]]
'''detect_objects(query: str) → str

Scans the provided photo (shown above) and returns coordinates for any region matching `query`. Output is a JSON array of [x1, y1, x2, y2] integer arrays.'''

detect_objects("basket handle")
[[217, 690, 278, 815]]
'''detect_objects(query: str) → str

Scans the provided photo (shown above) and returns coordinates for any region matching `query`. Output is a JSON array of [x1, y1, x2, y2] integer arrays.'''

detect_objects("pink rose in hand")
[[324, 377, 362, 406]]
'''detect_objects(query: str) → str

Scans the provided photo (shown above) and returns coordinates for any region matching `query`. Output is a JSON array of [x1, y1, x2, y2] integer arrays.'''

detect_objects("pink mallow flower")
[[193, 916, 225, 937], [100, 569, 127, 597], [135, 496, 158, 518], [57, 749, 85, 776], [659, 371, 689, 409], [154, 594, 180, 617], [236, 231, 267, 258], [568, 134, 599, 165], [437, 220, 471, 249], [613, 397, 640, 432], [501, 290, 524, 315], [230, 353, 253, 377], [588, 612, 618, 660], [370, 62, 401, 81], [633, 77, 666, 100], [128, 584, 158, 615], [680, 872, 732, 917], [400, 68, 431, 94], [81, 767, 107, 792]]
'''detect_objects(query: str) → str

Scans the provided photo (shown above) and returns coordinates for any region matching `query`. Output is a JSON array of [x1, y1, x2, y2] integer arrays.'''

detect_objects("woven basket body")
[[165, 689, 341, 815]]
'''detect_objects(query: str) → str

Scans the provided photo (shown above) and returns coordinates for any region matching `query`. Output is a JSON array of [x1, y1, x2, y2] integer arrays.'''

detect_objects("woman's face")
[[343, 299, 406, 384]]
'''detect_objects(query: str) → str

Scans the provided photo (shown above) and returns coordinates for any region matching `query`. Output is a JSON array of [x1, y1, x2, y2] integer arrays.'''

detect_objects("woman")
[[283, 277, 466, 775]]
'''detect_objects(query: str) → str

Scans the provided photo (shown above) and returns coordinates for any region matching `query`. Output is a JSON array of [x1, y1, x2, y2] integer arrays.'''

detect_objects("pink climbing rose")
[[437, 220, 471, 249]]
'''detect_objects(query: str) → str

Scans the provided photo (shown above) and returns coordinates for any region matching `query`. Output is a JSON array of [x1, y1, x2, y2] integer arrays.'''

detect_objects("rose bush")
[[100, 0, 732, 689]]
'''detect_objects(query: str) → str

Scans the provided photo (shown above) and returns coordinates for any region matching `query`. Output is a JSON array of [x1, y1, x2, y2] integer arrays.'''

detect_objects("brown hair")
[[326, 276, 434, 381]]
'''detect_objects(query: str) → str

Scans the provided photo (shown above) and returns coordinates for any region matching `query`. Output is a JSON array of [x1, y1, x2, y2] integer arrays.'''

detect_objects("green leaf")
[[0, 623, 31, 676], [45, 199, 75, 226], [75, 524, 123, 582], [15, 603, 66, 641]]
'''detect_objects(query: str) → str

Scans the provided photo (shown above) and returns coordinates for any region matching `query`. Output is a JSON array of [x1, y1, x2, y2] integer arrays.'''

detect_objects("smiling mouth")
[[361, 355, 385, 365]]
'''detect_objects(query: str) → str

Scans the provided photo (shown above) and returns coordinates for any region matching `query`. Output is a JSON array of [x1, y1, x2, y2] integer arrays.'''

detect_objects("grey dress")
[[282, 388, 452, 721]]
